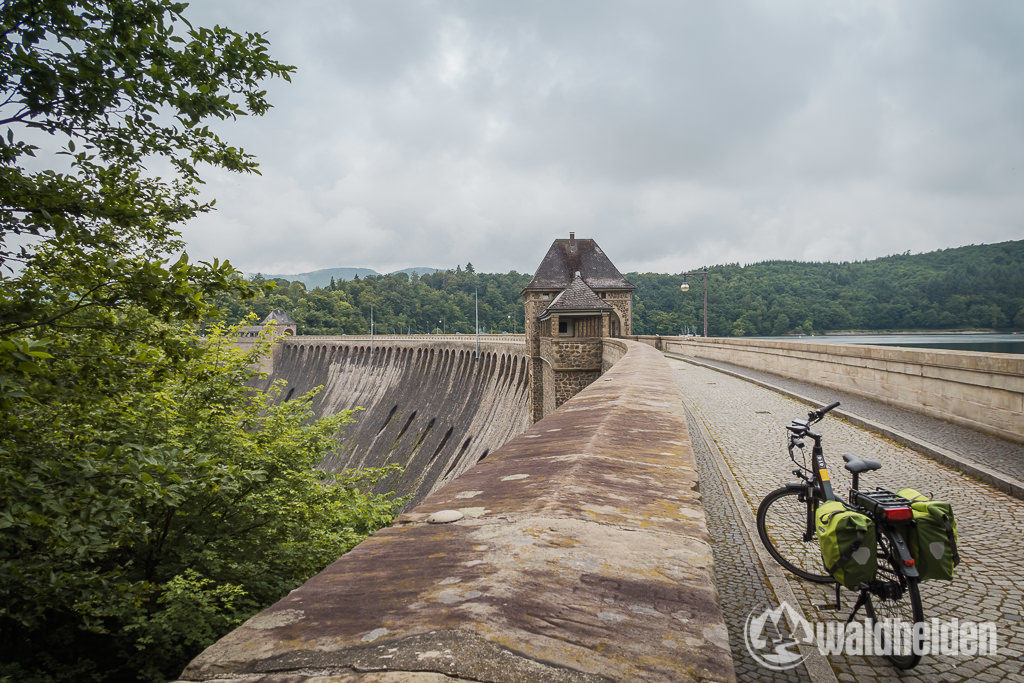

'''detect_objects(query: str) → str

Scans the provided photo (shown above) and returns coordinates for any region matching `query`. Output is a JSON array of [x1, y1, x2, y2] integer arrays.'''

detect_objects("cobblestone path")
[[685, 406, 809, 682], [673, 358, 1024, 682], [674, 355, 1024, 485]]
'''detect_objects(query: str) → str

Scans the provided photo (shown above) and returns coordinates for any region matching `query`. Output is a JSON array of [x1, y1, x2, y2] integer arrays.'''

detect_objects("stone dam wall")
[[253, 335, 532, 506], [638, 334, 1024, 444], [183, 339, 733, 681]]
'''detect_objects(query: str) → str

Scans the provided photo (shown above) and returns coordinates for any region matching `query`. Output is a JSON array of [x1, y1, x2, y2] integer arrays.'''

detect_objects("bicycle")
[[755, 401, 925, 669]]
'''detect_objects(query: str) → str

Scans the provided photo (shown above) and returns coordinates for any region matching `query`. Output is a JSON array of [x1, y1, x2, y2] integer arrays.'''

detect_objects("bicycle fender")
[[888, 529, 921, 579]]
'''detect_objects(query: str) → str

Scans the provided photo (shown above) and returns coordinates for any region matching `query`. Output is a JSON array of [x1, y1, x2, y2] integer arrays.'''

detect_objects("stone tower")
[[522, 233, 635, 422], [239, 309, 298, 338], [261, 309, 298, 336]]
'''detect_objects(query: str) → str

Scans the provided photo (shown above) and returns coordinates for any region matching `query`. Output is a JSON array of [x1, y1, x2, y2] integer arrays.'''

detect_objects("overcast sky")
[[182, 1, 1024, 276]]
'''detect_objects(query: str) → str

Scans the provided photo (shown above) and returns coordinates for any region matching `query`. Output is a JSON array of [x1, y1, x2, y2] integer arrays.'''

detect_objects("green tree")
[[217, 243, 1024, 337], [0, 4, 406, 680], [1, 0, 295, 337], [771, 313, 791, 336], [0, 323, 405, 680]]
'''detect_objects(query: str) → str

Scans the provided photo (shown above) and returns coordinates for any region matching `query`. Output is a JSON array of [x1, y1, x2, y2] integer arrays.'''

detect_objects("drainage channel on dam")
[[674, 358, 1024, 682], [257, 341, 533, 507]]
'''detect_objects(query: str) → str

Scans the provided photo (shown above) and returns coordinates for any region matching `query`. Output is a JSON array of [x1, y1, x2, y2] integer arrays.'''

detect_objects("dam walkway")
[[672, 356, 1024, 682], [668, 353, 1024, 497]]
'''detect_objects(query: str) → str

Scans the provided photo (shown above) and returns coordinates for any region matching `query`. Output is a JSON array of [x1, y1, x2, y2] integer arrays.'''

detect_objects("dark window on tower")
[[558, 320, 568, 334]]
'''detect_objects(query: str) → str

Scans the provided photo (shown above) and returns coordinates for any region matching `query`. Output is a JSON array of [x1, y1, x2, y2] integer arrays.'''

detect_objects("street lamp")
[[507, 314, 516, 334], [681, 267, 708, 337]]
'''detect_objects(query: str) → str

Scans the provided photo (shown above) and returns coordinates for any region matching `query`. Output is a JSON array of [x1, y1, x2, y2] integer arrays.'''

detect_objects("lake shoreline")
[[747, 332, 1024, 355]]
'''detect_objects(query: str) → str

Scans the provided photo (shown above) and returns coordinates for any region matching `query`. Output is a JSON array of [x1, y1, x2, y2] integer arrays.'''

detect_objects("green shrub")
[[0, 324, 406, 681]]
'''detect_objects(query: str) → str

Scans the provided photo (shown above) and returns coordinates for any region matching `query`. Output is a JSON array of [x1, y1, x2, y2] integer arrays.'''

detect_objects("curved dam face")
[[257, 337, 532, 506]]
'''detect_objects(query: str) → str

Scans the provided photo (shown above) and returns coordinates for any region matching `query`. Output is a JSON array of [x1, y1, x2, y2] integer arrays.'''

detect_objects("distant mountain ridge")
[[248, 266, 439, 289]]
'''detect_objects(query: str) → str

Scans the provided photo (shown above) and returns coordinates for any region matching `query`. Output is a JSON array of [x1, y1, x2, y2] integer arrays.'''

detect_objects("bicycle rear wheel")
[[864, 527, 924, 670], [756, 486, 833, 583]]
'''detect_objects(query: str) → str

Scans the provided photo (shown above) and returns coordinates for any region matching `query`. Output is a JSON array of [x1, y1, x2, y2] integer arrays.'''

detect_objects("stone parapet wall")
[[638, 335, 1024, 444], [182, 340, 734, 682], [602, 338, 628, 371]]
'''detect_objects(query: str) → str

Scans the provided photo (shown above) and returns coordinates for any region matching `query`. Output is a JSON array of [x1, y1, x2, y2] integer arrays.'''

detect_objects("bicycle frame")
[[807, 427, 838, 502], [783, 427, 836, 543], [785, 416, 919, 580]]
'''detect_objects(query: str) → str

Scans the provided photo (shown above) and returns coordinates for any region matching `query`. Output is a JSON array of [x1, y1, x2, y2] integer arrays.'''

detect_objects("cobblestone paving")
[[677, 355, 1024, 484], [685, 406, 809, 683], [673, 359, 1024, 682]]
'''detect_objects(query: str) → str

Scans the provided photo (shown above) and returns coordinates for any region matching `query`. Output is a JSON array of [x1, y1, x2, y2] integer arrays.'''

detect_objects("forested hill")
[[220, 241, 1024, 337], [632, 240, 1024, 336]]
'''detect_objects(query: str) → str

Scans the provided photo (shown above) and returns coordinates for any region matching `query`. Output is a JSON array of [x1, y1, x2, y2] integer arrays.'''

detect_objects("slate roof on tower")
[[537, 272, 613, 320], [261, 309, 297, 326], [523, 235, 635, 292]]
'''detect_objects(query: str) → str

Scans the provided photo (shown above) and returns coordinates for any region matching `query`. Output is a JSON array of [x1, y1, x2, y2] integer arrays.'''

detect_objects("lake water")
[[754, 333, 1024, 355]]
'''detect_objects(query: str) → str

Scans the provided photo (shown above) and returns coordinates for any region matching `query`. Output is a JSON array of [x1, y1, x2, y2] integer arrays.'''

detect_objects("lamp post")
[[507, 314, 516, 334], [681, 267, 709, 337]]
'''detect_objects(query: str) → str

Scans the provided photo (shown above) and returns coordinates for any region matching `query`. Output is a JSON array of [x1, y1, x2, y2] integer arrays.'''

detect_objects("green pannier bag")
[[816, 500, 877, 588], [897, 488, 959, 581]]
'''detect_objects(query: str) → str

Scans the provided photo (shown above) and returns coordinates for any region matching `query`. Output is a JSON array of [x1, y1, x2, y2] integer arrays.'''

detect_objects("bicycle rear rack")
[[854, 488, 913, 522]]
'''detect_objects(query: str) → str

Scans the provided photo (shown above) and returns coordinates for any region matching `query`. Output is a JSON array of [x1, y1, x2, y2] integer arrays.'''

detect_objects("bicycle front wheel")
[[864, 527, 924, 670], [756, 486, 833, 583]]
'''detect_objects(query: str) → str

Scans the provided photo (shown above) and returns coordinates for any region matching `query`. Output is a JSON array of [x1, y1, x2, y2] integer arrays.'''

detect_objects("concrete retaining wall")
[[182, 340, 734, 682], [256, 337, 532, 506], [640, 335, 1024, 444]]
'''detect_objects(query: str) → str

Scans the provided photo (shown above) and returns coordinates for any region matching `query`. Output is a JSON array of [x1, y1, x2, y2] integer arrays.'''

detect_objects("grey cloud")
[[181, 1, 1024, 275]]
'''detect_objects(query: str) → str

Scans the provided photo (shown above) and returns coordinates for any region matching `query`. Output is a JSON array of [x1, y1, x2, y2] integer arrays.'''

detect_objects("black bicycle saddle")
[[842, 453, 882, 474]]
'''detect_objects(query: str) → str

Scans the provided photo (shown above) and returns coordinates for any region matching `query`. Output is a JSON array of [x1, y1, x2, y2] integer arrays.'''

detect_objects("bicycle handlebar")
[[808, 401, 841, 422]]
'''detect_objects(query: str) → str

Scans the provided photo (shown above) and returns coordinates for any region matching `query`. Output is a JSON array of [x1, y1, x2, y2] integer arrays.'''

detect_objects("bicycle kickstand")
[[816, 583, 842, 611], [845, 590, 870, 624]]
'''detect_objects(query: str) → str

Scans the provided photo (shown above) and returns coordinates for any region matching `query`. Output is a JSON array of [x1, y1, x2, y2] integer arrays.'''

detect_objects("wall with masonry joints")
[[554, 369, 602, 407], [182, 339, 734, 682], [603, 290, 632, 335], [537, 337, 605, 410], [523, 290, 557, 423], [638, 335, 1024, 444], [542, 337, 603, 370]]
